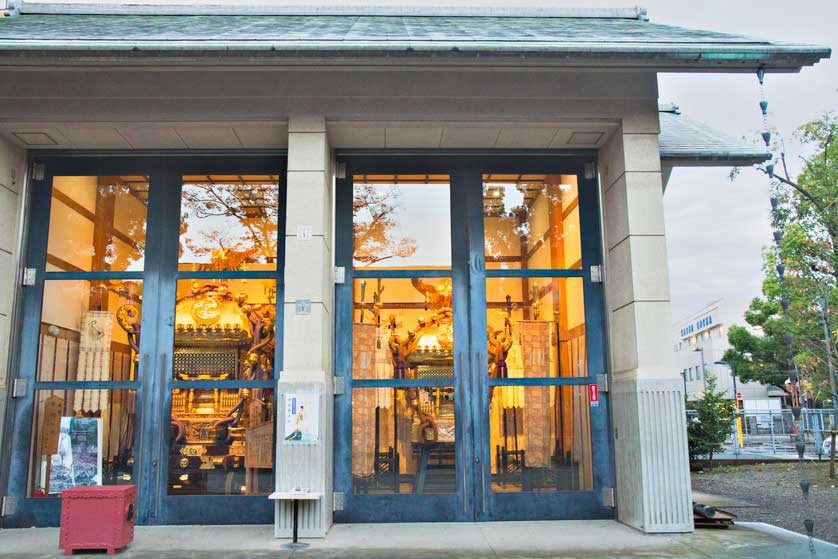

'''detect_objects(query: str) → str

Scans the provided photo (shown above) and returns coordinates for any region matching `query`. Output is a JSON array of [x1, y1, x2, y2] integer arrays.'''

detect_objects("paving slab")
[[0, 520, 836, 559]]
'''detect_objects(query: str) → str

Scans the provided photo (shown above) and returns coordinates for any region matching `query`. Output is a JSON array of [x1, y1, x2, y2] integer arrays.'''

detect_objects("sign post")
[[734, 392, 744, 449]]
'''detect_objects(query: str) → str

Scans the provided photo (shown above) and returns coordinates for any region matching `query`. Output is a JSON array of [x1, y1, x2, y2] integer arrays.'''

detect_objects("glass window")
[[489, 385, 592, 492], [47, 176, 148, 273], [28, 389, 136, 497], [168, 388, 274, 496], [179, 175, 281, 271], [352, 277, 454, 380], [352, 386, 455, 494], [485, 277, 586, 378], [483, 174, 581, 270], [172, 279, 276, 381], [352, 174, 451, 270], [37, 280, 142, 383]]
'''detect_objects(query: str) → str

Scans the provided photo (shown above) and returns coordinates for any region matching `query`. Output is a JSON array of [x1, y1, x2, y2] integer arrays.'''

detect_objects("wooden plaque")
[[245, 421, 274, 469], [41, 396, 64, 456]]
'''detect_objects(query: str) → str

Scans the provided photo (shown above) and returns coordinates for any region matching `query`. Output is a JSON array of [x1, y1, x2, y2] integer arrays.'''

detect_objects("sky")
[[8, 0, 836, 323], [646, 1, 837, 321]]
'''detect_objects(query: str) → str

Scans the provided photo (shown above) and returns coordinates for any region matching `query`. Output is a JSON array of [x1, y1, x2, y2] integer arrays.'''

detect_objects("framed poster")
[[48, 417, 103, 493], [283, 392, 319, 443]]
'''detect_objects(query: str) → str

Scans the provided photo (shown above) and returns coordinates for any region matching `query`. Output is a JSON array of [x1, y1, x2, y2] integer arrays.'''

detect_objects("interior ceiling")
[[0, 121, 615, 150]]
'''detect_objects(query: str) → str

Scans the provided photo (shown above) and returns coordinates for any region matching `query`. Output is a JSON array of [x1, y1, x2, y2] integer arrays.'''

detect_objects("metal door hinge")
[[333, 491, 344, 511], [590, 265, 603, 283], [22, 267, 36, 286], [1, 495, 17, 517], [596, 373, 609, 393], [32, 163, 45, 181], [12, 378, 27, 398], [335, 161, 347, 180], [333, 376, 345, 395], [334, 266, 346, 284], [601, 487, 615, 508], [584, 162, 596, 180]]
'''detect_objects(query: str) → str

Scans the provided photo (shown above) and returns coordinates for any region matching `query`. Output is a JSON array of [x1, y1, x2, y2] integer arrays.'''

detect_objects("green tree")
[[688, 375, 736, 470], [723, 298, 788, 388], [724, 113, 838, 404]]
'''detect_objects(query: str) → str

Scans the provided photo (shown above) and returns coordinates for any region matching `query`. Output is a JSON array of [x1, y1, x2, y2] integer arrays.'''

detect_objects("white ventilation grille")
[[613, 378, 693, 533]]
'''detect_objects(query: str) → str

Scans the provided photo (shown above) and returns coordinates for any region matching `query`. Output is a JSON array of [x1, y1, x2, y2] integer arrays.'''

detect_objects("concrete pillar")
[[0, 136, 25, 463], [599, 107, 693, 533], [275, 115, 334, 537]]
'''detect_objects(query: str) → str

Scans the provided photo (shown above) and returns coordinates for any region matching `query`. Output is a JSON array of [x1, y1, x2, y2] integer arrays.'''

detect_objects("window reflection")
[[37, 280, 142, 383], [47, 176, 148, 273], [179, 175, 280, 271], [486, 277, 586, 379], [352, 278, 454, 380], [169, 389, 274, 496], [490, 385, 592, 492], [483, 174, 581, 270], [29, 389, 136, 497], [353, 174, 451, 270], [352, 386, 456, 494], [173, 279, 276, 381]]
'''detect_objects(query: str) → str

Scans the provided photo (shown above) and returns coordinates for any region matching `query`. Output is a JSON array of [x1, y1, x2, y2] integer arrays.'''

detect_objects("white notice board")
[[283, 391, 320, 443]]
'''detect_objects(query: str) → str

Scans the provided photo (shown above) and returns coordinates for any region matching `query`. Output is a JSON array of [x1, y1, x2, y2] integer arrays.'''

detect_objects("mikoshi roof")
[[658, 104, 771, 167], [0, 3, 830, 71]]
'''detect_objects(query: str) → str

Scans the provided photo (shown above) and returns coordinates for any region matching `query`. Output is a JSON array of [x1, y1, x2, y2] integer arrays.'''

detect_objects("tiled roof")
[[0, 12, 829, 70], [659, 105, 771, 166]]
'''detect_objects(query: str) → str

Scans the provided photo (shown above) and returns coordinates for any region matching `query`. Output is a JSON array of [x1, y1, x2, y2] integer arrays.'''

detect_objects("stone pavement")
[[1, 520, 836, 559]]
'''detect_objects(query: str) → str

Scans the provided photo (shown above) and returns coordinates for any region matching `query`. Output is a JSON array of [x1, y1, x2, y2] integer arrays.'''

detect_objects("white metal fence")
[[687, 408, 838, 459]]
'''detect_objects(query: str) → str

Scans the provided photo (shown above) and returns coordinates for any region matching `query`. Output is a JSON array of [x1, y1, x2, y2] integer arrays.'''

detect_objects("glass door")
[[333, 155, 614, 523], [334, 161, 475, 521], [4, 159, 157, 527], [475, 167, 613, 520], [3, 155, 286, 527], [147, 160, 286, 525]]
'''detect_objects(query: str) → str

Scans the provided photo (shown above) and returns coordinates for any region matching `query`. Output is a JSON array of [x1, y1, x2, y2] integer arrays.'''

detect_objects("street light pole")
[[680, 370, 688, 405], [694, 346, 707, 392]]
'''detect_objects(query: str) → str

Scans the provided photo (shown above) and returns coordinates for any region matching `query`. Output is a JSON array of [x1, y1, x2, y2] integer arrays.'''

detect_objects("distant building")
[[673, 300, 786, 411]]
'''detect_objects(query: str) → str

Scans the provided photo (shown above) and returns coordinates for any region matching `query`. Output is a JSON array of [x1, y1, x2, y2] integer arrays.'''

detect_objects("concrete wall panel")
[[599, 116, 691, 533], [285, 170, 331, 238], [0, 135, 23, 478], [277, 115, 334, 537], [603, 172, 666, 251]]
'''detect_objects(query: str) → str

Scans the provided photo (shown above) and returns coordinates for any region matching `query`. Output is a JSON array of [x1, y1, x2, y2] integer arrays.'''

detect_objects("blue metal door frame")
[[332, 151, 615, 522], [0, 151, 287, 527]]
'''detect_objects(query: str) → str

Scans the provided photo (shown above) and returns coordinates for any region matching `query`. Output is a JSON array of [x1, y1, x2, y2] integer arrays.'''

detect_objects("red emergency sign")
[[589, 384, 599, 403]]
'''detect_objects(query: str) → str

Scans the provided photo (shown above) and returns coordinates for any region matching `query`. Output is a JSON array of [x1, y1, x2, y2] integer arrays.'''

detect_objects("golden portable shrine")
[[351, 276, 593, 494], [118, 279, 276, 496]]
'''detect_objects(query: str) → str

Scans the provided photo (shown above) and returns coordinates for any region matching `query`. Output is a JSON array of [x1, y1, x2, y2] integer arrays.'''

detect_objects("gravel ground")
[[692, 462, 838, 544]]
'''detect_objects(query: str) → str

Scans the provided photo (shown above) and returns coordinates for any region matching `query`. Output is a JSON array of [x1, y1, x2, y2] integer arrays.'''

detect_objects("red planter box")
[[59, 485, 136, 556]]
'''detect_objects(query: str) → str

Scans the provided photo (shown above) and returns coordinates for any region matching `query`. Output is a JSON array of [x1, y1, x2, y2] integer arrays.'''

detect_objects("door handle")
[[474, 350, 488, 515], [150, 352, 168, 519], [458, 353, 469, 515]]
